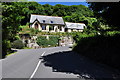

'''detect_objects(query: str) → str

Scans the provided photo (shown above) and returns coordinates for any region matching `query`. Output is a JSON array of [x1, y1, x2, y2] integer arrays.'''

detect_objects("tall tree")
[[88, 2, 120, 30], [43, 4, 53, 16], [2, 2, 24, 58]]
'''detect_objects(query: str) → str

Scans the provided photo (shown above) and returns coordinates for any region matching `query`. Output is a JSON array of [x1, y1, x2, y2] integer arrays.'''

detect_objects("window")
[[71, 29, 73, 31], [51, 21, 53, 23], [58, 26, 62, 31], [49, 25, 54, 30], [42, 25, 46, 30], [60, 26, 62, 31], [43, 20, 45, 23], [83, 26, 86, 28]]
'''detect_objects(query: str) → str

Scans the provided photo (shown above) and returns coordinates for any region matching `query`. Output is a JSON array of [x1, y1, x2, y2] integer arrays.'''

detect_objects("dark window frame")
[[58, 26, 62, 31], [43, 20, 45, 23], [49, 25, 54, 30], [42, 24, 46, 30], [51, 21, 53, 23]]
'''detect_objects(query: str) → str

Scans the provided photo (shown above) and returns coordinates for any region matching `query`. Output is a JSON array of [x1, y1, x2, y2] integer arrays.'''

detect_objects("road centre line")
[[29, 51, 46, 80]]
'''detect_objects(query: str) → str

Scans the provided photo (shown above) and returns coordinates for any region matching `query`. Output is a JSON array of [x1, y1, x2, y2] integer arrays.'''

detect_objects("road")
[[2, 46, 120, 80]]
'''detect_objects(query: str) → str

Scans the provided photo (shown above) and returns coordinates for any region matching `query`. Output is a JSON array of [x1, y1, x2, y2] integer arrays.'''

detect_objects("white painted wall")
[[31, 22, 66, 32], [59, 26, 65, 32], [68, 29, 72, 32]]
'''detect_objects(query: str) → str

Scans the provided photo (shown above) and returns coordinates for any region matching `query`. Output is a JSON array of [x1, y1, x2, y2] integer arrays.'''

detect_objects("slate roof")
[[30, 14, 65, 25], [65, 22, 86, 29]]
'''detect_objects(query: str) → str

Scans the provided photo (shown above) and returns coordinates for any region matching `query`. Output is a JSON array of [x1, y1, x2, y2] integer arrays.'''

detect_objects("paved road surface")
[[2, 46, 120, 79], [0, 60, 2, 80]]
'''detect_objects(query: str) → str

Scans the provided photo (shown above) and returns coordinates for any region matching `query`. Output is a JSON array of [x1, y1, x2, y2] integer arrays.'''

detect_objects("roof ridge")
[[65, 22, 85, 24], [31, 14, 62, 18]]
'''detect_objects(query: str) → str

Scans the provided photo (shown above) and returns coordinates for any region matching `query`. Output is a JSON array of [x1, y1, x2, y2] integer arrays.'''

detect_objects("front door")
[[35, 23, 38, 29]]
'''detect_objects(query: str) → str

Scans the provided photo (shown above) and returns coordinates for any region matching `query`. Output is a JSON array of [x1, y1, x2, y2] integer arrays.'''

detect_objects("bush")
[[73, 34, 120, 70], [28, 28, 40, 34], [73, 32, 95, 43], [11, 40, 25, 49], [37, 36, 48, 47], [2, 40, 11, 58], [49, 36, 59, 46], [15, 35, 20, 40], [37, 36, 59, 47], [106, 31, 120, 36]]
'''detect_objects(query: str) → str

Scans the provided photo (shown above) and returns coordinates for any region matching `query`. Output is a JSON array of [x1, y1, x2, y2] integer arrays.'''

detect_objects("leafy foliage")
[[73, 33, 120, 70], [2, 2, 24, 58], [88, 2, 120, 30], [37, 36, 59, 47], [11, 40, 25, 49], [7, 2, 95, 27], [72, 2, 120, 70]]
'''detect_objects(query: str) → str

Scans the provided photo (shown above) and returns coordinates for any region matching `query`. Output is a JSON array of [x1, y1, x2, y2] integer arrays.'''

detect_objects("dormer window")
[[51, 21, 53, 23], [43, 20, 45, 23]]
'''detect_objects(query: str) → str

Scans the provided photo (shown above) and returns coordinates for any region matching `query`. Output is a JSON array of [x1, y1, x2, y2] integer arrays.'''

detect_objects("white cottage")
[[65, 22, 86, 32], [30, 14, 65, 32]]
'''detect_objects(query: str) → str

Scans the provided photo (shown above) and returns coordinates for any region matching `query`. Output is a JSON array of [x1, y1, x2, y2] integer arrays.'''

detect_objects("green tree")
[[2, 2, 24, 58], [88, 2, 120, 30], [43, 4, 53, 16], [52, 4, 67, 16]]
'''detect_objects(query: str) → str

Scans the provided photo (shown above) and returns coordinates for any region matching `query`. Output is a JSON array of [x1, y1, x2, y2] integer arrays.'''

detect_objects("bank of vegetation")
[[73, 2, 120, 71], [73, 32, 120, 70]]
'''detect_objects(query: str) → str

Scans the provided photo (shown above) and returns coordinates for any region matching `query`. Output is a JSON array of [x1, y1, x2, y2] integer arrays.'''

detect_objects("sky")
[[28, 0, 86, 2], [28, 0, 89, 7], [38, 2, 89, 7], [28, 0, 119, 2]]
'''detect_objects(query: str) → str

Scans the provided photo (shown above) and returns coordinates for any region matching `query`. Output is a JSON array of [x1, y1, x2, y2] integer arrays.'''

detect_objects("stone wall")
[[59, 36, 74, 46], [20, 34, 74, 48]]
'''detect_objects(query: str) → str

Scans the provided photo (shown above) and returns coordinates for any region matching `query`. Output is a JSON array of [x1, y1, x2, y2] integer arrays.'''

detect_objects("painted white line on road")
[[41, 52, 45, 56], [29, 51, 46, 80]]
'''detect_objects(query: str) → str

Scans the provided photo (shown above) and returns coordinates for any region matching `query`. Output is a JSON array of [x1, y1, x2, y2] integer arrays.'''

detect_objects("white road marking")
[[29, 51, 46, 80]]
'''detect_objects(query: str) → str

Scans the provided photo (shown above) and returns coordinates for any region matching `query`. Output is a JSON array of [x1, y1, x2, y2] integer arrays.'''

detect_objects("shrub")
[[73, 32, 95, 43], [2, 40, 11, 58], [15, 35, 20, 40], [73, 34, 120, 70], [49, 36, 59, 46], [11, 40, 25, 49], [37, 36, 48, 47], [37, 36, 59, 47], [106, 31, 120, 36]]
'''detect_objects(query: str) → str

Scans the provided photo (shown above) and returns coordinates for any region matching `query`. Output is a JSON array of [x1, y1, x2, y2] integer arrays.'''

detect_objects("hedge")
[[73, 34, 120, 70], [11, 40, 25, 49], [37, 36, 59, 47]]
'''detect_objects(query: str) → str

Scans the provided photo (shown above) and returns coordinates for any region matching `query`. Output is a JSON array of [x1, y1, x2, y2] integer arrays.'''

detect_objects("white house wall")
[[30, 22, 84, 32], [50, 25, 65, 32], [38, 23, 42, 31], [68, 29, 72, 32], [67, 29, 83, 32], [60, 26, 65, 32], [79, 30, 83, 32], [54, 25, 58, 32], [46, 25, 49, 31], [30, 21, 85, 32]]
